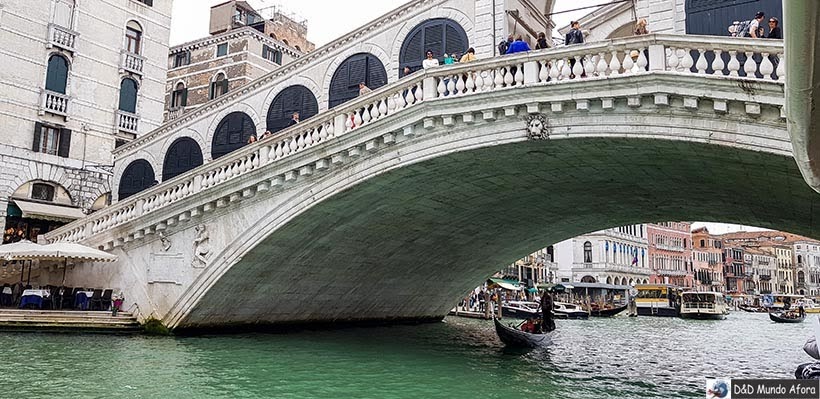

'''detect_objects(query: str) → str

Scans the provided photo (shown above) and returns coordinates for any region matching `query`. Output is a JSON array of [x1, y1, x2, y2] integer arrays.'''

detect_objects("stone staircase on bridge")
[[0, 309, 140, 332]]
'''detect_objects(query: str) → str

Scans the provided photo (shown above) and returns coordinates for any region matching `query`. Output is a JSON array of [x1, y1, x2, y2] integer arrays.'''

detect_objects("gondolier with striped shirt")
[[540, 289, 556, 332]]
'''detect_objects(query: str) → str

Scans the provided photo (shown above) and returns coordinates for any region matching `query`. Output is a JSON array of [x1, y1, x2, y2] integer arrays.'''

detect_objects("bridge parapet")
[[45, 34, 786, 247]]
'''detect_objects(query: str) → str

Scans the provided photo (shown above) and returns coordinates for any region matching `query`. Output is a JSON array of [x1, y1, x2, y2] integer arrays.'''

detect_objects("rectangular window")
[[216, 43, 228, 57], [32, 123, 71, 158], [262, 45, 283, 64], [126, 27, 141, 54], [173, 51, 190, 68], [31, 183, 55, 202], [134, 0, 152, 5]]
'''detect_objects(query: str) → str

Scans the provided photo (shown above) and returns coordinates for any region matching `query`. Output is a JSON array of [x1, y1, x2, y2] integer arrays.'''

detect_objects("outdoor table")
[[74, 291, 93, 310], [19, 289, 50, 309]]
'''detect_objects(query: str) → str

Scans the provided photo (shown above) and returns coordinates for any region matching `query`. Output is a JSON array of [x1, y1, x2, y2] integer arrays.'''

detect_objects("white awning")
[[0, 241, 117, 262], [13, 199, 85, 222]]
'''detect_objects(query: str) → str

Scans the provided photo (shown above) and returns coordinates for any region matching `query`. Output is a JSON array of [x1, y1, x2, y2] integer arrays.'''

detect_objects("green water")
[[0, 312, 811, 398]]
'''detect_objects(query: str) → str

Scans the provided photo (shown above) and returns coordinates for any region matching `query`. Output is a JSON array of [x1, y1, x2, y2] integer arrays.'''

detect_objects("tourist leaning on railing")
[[505, 35, 531, 55]]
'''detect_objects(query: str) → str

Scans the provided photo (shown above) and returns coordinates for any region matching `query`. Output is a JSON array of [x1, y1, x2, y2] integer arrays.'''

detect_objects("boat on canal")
[[553, 302, 589, 319], [679, 291, 727, 320], [589, 304, 628, 317], [796, 298, 820, 313], [769, 311, 805, 323], [501, 301, 541, 319], [635, 284, 680, 317], [493, 318, 552, 348]]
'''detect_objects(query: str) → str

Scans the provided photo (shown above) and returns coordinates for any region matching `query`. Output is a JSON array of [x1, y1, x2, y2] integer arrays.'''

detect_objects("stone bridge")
[[44, 32, 801, 330]]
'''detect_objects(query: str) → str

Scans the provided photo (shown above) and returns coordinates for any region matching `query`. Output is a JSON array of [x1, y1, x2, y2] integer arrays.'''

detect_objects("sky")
[[168, 1, 772, 235], [169, 0, 605, 46]]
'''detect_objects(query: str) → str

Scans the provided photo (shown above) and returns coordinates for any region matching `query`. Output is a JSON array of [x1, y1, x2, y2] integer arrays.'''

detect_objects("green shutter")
[[181, 88, 188, 106], [221, 78, 229, 94], [32, 122, 42, 152], [58, 128, 71, 158]]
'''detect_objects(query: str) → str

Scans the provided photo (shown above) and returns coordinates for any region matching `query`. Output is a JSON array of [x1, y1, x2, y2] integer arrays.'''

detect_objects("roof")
[[717, 230, 819, 246]]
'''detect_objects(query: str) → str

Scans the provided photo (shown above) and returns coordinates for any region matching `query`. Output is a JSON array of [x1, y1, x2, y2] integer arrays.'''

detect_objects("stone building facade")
[[794, 240, 820, 296], [647, 222, 693, 288], [691, 227, 724, 292], [0, 0, 171, 242], [554, 224, 651, 286]]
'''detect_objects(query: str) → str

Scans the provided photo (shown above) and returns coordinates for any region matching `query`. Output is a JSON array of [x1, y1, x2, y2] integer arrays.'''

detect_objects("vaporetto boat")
[[679, 291, 728, 320]]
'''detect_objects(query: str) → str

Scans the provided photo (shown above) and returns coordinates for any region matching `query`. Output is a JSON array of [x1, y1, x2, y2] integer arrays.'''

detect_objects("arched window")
[[581, 275, 596, 283], [163, 137, 203, 181], [118, 159, 155, 200], [211, 111, 255, 159], [45, 54, 69, 94], [583, 241, 592, 263], [210, 73, 228, 100], [125, 20, 143, 54], [266, 85, 318, 133], [328, 53, 387, 109], [399, 18, 468, 76], [171, 82, 187, 108], [118, 78, 138, 113]]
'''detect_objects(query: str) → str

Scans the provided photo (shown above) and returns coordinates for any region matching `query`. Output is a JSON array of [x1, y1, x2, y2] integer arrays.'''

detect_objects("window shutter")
[[209, 82, 216, 99], [181, 88, 188, 107], [32, 122, 42, 152], [58, 128, 71, 158], [221, 78, 229, 94], [144, 0, 153, 7]]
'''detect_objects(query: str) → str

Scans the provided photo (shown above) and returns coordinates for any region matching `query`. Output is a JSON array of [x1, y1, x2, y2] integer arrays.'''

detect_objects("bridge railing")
[[45, 34, 784, 244]]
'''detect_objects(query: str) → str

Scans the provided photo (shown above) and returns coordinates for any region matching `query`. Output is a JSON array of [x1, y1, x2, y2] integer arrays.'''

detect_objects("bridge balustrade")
[[44, 34, 785, 245]]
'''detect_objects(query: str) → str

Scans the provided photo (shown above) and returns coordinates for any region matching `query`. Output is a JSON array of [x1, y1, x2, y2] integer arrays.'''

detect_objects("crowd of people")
[[730, 11, 782, 39]]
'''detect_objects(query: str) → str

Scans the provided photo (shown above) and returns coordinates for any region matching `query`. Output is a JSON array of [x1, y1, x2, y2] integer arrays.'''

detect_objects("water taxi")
[[553, 302, 589, 319], [796, 298, 820, 313], [501, 301, 541, 319], [679, 291, 727, 320], [634, 284, 680, 317]]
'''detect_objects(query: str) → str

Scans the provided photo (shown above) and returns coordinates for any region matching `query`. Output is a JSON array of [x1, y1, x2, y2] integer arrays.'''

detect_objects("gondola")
[[769, 311, 805, 323], [589, 304, 628, 317], [493, 318, 552, 349]]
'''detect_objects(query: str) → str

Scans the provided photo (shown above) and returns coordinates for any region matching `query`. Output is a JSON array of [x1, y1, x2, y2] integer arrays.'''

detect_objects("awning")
[[13, 199, 85, 222], [0, 241, 117, 262], [487, 278, 521, 291]]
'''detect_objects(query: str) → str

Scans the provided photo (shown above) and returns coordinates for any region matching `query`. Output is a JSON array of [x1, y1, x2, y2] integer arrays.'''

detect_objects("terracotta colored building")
[[691, 227, 724, 292], [647, 222, 693, 287]]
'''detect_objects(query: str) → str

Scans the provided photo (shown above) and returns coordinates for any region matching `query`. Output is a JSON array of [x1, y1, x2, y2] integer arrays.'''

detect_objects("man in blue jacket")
[[505, 35, 531, 54]]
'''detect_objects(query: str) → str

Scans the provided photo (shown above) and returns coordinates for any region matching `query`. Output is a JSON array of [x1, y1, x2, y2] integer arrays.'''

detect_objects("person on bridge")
[[534, 32, 549, 50], [498, 35, 513, 55], [358, 82, 372, 96], [767, 17, 782, 39], [748, 11, 765, 38], [459, 48, 476, 63], [634, 19, 649, 35], [422, 50, 439, 69], [289, 112, 300, 126], [505, 35, 531, 54]]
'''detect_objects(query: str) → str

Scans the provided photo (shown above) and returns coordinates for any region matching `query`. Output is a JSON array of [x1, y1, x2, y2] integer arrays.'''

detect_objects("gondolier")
[[540, 289, 556, 332]]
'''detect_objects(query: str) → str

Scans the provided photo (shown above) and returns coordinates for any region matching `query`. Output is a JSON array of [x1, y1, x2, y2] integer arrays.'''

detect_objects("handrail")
[[111, 32, 785, 160], [46, 34, 786, 244]]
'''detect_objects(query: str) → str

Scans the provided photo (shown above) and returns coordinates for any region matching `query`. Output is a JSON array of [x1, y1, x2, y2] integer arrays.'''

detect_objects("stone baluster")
[[550, 59, 561, 81], [465, 71, 476, 93], [776, 53, 785, 82], [446, 74, 456, 94], [415, 82, 423, 102], [437, 77, 447, 97], [560, 59, 571, 80], [759, 53, 774, 80], [377, 99, 387, 119], [596, 52, 608, 76], [711, 50, 725, 76], [727, 51, 740, 76], [361, 105, 372, 125], [584, 55, 595, 77], [680, 48, 694, 73], [695, 49, 708, 74], [622, 51, 634, 75], [609, 51, 621, 76], [538, 60, 550, 82], [666, 47, 679, 72], [289, 136, 299, 153], [743, 51, 757, 78], [572, 56, 583, 78], [500, 66, 511, 87], [455, 73, 465, 94], [353, 109, 363, 128], [514, 64, 524, 85], [636, 48, 648, 72], [387, 94, 397, 114]]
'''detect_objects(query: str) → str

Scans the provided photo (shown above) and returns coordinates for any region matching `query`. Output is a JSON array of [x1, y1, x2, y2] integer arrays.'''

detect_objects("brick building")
[[691, 227, 724, 292], [647, 222, 693, 288]]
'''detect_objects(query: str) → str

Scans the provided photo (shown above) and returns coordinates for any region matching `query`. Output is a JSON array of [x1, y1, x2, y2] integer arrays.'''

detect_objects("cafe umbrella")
[[0, 241, 117, 284]]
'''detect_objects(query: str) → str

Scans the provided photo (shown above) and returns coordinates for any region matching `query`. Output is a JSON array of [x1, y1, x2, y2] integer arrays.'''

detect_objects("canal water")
[[0, 312, 811, 398]]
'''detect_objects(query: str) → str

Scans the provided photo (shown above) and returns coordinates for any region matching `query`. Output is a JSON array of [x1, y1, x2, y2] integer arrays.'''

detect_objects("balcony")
[[39, 89, 70, 118], [655, 268, 689, 277], [120, 50, 145, 76], [117, 110, 139, 135], [574, 262, 652, 276], [47, 23, 78, 53], [655, 244, 685, 252]]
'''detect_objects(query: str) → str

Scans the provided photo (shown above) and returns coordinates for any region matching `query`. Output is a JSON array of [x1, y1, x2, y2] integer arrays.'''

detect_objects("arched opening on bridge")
[[328, 53, 387, 109], [606, 276, 612, 284], [581, 275, 596, 283], [163, 137, 203, 181], [211, 112, 255, 160], [399, 18, 468, 77], [265, 85, 318, 134], [118, 159, 155, 200]]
